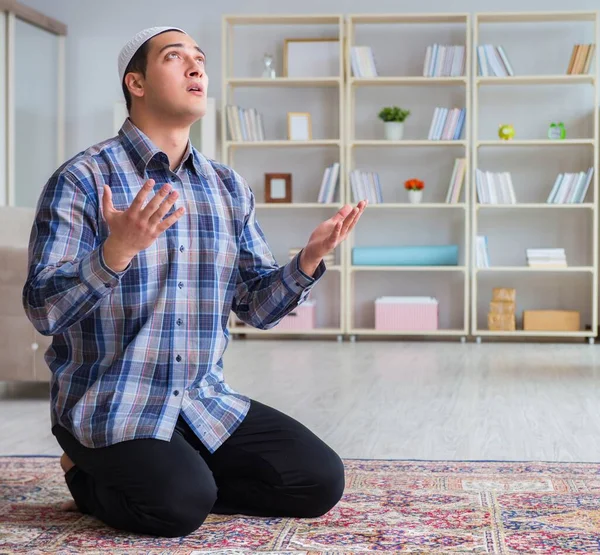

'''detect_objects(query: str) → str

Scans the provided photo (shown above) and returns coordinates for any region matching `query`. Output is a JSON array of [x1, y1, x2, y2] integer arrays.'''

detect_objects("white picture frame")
[[284, 38, 339, 78], [287, 112, 312, 141]]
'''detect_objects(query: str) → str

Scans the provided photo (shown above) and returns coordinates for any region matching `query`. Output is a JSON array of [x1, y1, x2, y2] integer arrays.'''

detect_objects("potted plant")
[[378, 106, 411, 140], [405, 178, 424, 204]]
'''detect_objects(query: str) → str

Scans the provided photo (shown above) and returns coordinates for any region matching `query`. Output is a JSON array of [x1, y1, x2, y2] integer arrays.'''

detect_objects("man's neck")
[[129, 111, 191, 171]]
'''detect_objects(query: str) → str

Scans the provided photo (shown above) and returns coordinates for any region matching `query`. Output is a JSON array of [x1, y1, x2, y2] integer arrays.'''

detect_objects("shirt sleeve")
[[22, 169, 129, 336], [232, 183, 325, 330]]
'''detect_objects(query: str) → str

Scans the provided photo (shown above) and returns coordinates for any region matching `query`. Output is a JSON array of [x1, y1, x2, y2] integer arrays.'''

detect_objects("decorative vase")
[[408, 189, 423, 204], [384, 121, 404, 141]]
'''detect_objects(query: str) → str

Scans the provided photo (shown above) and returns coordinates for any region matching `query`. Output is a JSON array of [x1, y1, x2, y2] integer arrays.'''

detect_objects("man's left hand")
[[299, 200, 367, 276]]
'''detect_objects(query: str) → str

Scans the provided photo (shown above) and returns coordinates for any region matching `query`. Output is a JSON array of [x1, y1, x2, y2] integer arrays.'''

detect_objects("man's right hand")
[[101, 179, 185, 272]]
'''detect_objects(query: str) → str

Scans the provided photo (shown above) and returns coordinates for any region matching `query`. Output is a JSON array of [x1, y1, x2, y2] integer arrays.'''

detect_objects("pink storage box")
[[276, 301, 316, 330], [375, 296, 438, 331]]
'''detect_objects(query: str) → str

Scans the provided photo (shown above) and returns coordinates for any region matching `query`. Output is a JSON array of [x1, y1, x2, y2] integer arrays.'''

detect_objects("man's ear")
[[124, 73, 145, 100]]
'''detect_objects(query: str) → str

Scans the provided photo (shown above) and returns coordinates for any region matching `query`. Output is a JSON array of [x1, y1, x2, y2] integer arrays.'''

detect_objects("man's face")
[[137, 30, 208, 122]]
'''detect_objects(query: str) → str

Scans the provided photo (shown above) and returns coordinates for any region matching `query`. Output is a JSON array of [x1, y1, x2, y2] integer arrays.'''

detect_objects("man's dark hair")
[[121, 29, 184, 112]]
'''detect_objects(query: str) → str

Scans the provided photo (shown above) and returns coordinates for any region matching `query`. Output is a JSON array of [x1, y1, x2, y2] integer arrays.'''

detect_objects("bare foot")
[[60, 452, 75, 474], [60, 500, 78, 512], [59, 453, 78, 512]]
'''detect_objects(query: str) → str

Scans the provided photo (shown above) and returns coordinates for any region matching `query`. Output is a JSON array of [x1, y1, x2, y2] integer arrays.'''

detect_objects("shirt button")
[[178, 282, 184, 289], [104, 283, 111, 288], [179, 245, 185, 253], [176, 355, 182, 362], [176, 318, 183, 326], [173, 390, 179, 396]]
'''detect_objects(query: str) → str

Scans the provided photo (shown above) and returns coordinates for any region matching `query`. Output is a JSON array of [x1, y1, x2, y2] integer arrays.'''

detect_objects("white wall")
[[19, 0, 600, 158]]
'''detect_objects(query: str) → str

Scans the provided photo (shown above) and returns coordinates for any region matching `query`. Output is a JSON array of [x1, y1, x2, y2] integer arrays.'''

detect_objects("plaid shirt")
[[23, 118, 324, 452]]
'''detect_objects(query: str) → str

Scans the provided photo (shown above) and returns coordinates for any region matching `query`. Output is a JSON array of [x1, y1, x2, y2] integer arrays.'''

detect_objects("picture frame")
[[265, 173, 292, 203], [288, 112, 312, 141], [283, 38, 340, 78]]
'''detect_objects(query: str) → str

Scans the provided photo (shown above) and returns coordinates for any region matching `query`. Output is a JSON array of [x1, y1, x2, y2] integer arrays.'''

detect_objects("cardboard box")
[[523, 310, 580, 331], [488, 312, 516, 331], [489, 300, 515, 315], [492, 287, 516, 302]]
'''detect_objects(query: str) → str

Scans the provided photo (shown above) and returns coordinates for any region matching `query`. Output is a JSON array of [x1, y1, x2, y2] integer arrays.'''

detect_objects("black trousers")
[[52, 399, 345, 538]]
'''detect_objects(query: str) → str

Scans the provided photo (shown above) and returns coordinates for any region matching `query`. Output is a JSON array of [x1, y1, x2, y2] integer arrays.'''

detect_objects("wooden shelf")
[[225, 140, 341, 148], [476, 75, 595, 86], [477, 139, 595, 147], [351, 76, 467, 86], [349, 328, 467, 336], [351, 140, 468, 147], [224, 14, 342, 25], [351, 266, 467, 272], [476, 203, 595, 209], [348, 13, 468, 24], [227, 77, 341, 88], [228, 327, 343, 335], [475, 266, 594, 273], [476, 11, 597, 23], [256, 203, 342, 209], [366, 203, 466, 208], [474, 330, 594, 338]]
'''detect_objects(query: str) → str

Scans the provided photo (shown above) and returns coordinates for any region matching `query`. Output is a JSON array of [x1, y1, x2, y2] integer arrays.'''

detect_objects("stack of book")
[[546, 168, 594, 204], [289, 247, 335, 267], [476, 44, 514, 76], [427, 107, 466, 140], [226, 105, 265, 142], [566, 44, 596, 75], [350, 46, 378, 77], [422, 44, 466, 77], [488, 287, 516, 331], [475, 169, 517, 204], [476, 235, 490, 268], [317, 163, 340, 204], [445, 158, 467, 203], [526, 248, 567, 268], [350, 170, 383, 204]]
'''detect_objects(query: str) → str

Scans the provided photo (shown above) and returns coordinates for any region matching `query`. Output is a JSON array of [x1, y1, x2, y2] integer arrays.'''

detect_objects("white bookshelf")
[[221, 14, 346, 338], [345, 13, 472, 340], [471, 10, 599, 342], [219, 11, 599, 343]]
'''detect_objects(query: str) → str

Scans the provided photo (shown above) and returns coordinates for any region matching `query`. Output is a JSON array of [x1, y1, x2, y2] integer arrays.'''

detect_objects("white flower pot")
[[408, 190, 423, 204], [384, 121, 404, 141]]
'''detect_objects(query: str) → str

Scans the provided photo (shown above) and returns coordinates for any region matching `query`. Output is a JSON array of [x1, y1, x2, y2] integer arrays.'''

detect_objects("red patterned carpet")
[[2, 457, 600, 554]]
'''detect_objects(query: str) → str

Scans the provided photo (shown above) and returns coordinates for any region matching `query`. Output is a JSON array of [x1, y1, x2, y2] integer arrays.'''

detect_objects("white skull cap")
[[118, 26, 186, 83]]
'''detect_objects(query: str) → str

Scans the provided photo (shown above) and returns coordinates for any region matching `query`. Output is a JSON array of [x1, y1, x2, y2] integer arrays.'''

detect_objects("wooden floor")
[[1, 340, 600, 462]]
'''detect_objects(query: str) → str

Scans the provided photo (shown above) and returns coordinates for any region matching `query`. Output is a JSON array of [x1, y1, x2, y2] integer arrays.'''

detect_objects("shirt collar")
[[119, 118, 206, 178]]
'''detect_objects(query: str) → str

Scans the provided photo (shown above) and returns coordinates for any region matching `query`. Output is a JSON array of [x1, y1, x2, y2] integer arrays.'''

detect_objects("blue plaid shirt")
[[23, 118, 324, 452]]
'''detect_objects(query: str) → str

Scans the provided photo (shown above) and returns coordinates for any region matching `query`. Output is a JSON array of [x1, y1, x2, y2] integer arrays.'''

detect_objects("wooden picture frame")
[[283, 37, 340, 78], [265, 173, 292, 203], [287, 112, 312, 141]]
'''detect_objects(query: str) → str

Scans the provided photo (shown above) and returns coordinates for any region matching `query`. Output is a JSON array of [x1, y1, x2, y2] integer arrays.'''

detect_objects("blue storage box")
[[352, 245, 459, 266]]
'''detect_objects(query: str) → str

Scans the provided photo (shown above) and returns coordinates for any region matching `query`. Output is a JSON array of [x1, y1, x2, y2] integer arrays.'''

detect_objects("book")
[[546, 168, 594, 204], [445, 158, 467, 203], [350, 46, 378, 77], [317, 163, 340, 204], [226, 105, 265, 142], [475, 170, 516, 204], [427, 107, 465, 140], [567, 44, 596, 75], [423, 44, 465, 77], [350, 170, 383, 204], [477, 44, 514, 76]]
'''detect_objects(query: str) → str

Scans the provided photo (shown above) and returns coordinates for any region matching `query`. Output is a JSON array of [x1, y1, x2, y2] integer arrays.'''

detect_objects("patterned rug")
[[2, 457, 600, 554]]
